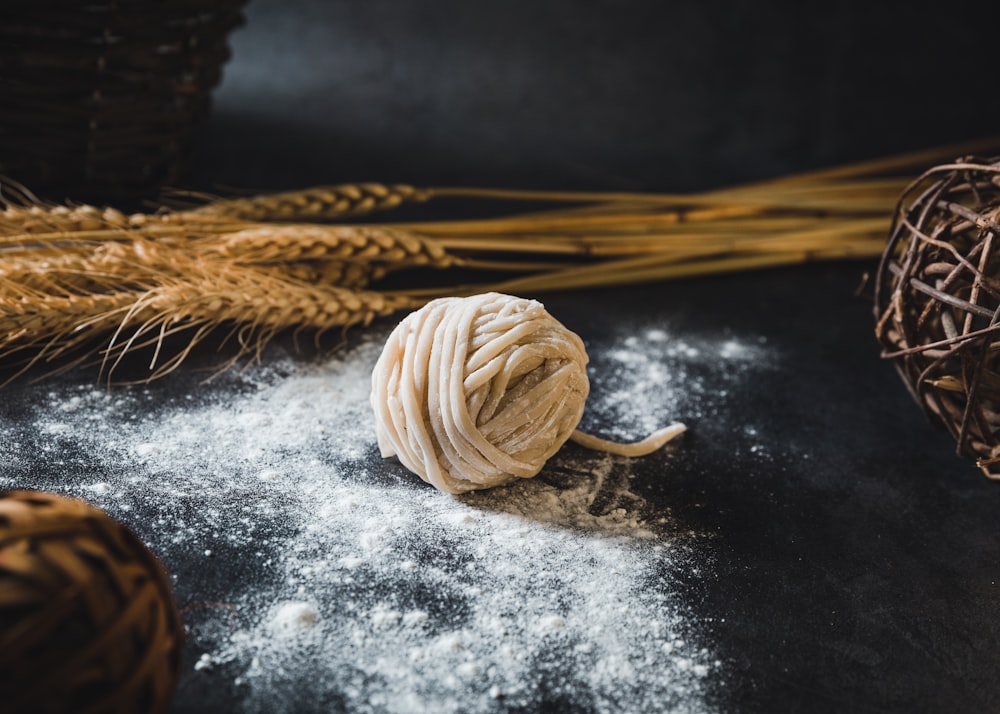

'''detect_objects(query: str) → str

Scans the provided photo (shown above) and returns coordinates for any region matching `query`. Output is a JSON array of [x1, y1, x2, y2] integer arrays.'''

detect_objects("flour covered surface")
[[0, 314, 781, 714]]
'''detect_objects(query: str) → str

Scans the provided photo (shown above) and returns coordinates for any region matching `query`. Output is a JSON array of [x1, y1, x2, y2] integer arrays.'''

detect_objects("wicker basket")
[[0, 0, 247, 201]]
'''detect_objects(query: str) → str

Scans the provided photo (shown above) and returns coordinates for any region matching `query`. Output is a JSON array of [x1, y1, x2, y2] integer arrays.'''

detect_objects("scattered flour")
[[0, 320, 780, 714]]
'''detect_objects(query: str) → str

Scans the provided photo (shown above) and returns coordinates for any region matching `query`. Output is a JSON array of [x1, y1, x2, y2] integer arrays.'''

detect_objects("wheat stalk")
[[185, 183, 433, 221], [257, 260, 381, 289], [0, 204, 133, 235], [96, 269, 417, 381], [0, 288, 143, 382], [0, 262, 418, 383], [207, 225, 455, 267]]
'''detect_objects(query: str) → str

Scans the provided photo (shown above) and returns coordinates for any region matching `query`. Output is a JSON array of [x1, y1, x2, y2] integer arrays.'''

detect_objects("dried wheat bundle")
[[1, 138, 997, 384]]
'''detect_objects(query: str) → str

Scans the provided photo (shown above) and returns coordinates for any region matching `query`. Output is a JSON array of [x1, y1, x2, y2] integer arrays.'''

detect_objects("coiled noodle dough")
[[371, 292, 685, 494]]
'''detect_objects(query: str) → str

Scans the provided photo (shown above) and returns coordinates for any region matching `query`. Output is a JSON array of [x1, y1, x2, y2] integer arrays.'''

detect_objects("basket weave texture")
[[0, 0, 247, 200], [874, 156, 1000, 478], [0, 489, 183, 714]]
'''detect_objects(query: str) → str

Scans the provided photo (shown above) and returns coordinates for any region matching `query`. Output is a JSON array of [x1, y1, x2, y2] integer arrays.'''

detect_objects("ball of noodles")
[[371, 292, 685, 494]]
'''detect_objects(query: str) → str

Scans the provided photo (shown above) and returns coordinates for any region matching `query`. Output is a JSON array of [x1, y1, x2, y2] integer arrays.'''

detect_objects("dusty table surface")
[[2, 264, 997, 713]]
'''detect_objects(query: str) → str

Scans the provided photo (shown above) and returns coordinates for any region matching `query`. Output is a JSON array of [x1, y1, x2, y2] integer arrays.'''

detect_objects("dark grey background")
[[188, 0, 999, 193]]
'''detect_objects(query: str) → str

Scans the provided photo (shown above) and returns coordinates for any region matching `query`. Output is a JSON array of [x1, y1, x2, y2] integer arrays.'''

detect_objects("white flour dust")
[[0, 321, 778, 714]]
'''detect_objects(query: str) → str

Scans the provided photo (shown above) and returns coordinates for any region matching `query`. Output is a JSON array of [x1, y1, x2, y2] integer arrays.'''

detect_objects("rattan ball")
[[873, 156, 1000, 478], [0, 490, 183, 714]]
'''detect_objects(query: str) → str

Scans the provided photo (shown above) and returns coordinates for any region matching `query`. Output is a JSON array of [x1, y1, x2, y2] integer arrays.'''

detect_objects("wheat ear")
[[256, 260, 383, 289], [204, 225, 455, 267], [94, 269, 419, 381], [186, 183, 432, 221]]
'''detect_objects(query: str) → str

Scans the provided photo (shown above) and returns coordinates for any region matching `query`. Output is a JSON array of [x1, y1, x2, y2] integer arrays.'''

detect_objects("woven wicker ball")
[[873, 156, 1000, 478], [0, 490, 183, 714], [0, 0, 247, 200]]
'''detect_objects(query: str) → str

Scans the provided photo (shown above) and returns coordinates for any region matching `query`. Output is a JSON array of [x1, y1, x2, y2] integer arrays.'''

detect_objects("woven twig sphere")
[[0, 490, 183, 714], [874, 156, 1000, 478], [0, 1, 247, 199]]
